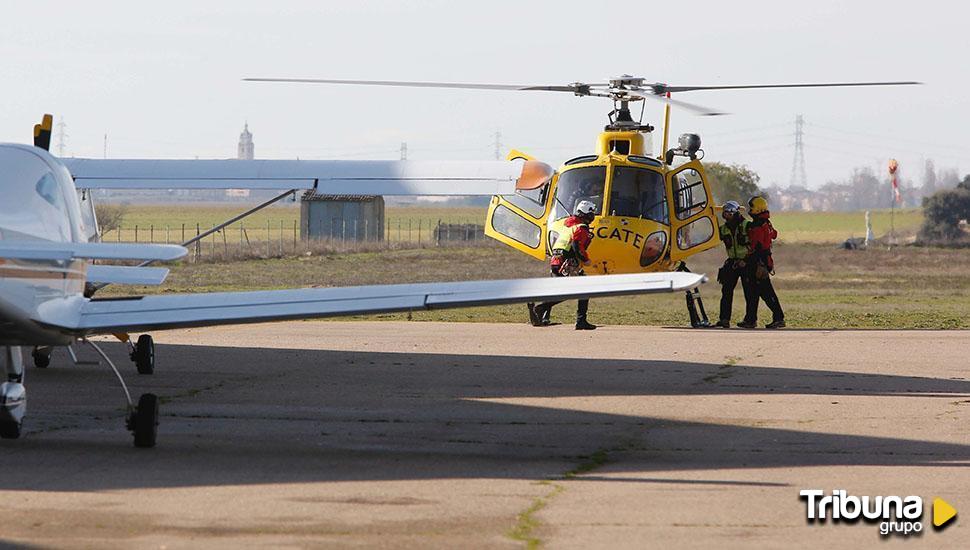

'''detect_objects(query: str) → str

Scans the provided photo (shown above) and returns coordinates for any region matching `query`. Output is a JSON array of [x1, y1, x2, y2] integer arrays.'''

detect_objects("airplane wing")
[[36, 272, 705, 335], [64, 158, 532, 196], [86, 265, 169, 286], [0, 241, 186, 262]]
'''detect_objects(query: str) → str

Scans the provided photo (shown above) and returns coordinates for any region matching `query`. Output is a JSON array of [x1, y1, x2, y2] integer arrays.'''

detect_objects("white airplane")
[[0, 117, 704, 448]]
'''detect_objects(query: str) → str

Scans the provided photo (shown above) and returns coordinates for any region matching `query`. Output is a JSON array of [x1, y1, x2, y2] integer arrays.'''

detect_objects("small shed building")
[[300, 192, 385, 241]]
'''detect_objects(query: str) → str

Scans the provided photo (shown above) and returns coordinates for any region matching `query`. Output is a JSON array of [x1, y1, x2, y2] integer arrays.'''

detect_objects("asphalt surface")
[[0, 322, 967, 548]]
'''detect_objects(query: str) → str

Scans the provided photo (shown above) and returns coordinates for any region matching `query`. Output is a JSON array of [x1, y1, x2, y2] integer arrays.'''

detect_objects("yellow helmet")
[[748, 196, 768, 215]]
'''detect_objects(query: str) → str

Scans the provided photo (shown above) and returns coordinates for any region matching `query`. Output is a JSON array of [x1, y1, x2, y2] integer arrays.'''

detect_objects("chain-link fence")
[[105, 218, 490, 261]]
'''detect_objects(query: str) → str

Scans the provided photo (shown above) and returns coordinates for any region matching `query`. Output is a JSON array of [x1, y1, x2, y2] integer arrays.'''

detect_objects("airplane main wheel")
[[32, 348, 51, 369], [0, 421, 22, 439], [132, 393, 158, 448], [134, 335, 154, 375]]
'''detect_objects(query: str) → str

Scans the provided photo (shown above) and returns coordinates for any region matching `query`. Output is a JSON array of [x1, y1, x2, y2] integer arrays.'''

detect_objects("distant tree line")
[[918, 174, 970, 244], [761, 159, 962, 213]]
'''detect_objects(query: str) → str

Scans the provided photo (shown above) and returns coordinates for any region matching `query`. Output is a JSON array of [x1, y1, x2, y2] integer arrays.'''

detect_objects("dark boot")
[[527, 303, 540, 327], [715, 319, 731, 329], [531, 304, 552, 327], [736, 320, 757, 329], [575, 317, 597, 330], [765, 319, 786, 329]]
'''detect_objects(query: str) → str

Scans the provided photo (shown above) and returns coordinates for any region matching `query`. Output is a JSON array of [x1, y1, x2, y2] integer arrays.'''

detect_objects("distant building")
[[237, 123, 254, 160], [230, 123, 254, 199]]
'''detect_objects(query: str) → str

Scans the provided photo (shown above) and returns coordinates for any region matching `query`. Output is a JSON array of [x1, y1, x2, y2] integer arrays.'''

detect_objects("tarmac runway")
[[0, 321, 967, 548]]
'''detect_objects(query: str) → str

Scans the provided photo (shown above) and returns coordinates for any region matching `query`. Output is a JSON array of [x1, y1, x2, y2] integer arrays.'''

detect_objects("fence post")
[[293, 219, 298, 254], [134, 225, 139, 243], [166, 225, 170, 244], [181, 223, 185, 243], [150, 224, 154, 243], [195, 223, 201, 261], [279, 219, 284, 256]]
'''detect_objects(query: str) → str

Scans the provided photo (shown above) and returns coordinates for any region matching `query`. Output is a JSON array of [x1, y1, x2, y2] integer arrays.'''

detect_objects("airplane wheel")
[[0, 421, 22, 439], [134, 335, 154, 375], [132, 393, 158, 448], [32, 348, 51, 369]]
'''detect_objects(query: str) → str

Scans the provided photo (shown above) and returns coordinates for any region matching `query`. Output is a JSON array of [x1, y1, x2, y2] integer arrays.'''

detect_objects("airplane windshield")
[[609, 166, 668, 224], [553, 166, 605, 219]]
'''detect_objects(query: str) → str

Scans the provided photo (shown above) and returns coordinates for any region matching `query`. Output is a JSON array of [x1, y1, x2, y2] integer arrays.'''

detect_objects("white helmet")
[[574, 200, 597, 218]]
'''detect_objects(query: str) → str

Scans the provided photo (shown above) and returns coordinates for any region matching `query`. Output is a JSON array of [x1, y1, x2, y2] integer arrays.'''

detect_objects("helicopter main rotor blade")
[[627, 90, 727, 117], [658, 81, 922, 94], [243, 77, 585, 93]]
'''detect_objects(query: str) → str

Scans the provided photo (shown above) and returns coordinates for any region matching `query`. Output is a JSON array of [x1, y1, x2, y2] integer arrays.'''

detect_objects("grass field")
[[100, 239, 970, 330], [106, 204, 924, 246], [770, 208, 923, 243]]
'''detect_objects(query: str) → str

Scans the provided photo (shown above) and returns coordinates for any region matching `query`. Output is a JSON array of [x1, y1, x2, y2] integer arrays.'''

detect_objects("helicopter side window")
[[503, 183, 549, 218], [673, 169, 708, 221], [491, 204, 542, 248], [552, 166, 605, 220], [609, 166, 668, 224]]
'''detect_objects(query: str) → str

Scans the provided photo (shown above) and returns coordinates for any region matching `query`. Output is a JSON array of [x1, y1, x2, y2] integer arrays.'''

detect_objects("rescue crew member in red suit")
[[528, 200, 597, 330], [738, 195, 785, 329]]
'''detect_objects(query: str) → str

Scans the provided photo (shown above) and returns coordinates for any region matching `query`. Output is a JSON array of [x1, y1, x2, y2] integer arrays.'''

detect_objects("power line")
[[806, 121, 970, 154]]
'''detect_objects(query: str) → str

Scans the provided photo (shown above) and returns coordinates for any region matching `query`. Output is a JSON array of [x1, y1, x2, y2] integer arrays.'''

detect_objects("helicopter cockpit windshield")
[[608, 166, 668, 224], [553, 166, 605, 220]]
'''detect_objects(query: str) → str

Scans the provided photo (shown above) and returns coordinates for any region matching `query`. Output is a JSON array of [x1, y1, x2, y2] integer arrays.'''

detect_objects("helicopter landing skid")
[[677, 263, 712, 328], [685, 287, 712, 328]]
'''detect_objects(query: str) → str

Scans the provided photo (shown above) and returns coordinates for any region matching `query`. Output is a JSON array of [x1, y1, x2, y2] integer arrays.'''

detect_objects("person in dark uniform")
[[715, 201, 754, 328], [738, 196, 785, 329]]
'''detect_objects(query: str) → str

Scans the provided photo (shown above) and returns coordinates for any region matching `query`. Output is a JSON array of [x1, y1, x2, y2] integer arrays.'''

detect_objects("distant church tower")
[[237, 123, 254, 160]]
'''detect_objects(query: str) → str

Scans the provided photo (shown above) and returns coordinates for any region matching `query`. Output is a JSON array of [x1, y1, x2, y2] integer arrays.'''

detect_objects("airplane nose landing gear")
[[127, 393, 159, 448], [0, 346, 26, 439]]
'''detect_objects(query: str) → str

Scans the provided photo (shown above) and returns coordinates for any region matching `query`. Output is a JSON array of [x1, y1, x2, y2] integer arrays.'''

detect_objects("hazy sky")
[[1, 1, 966, 187]]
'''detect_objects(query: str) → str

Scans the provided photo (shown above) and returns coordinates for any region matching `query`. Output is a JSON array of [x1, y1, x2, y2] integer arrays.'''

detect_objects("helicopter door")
[[667, 161, 720, 263], [484, 180, 552, 260]]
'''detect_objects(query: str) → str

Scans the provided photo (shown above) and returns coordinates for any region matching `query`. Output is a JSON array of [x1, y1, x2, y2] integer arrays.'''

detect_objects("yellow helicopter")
[[246, 75, 919, 325]]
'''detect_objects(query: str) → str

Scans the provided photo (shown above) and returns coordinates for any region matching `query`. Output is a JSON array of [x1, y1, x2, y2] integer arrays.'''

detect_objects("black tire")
[[32, 348, 51, 369], [0, 421, 22, 439], [134, 335, 154, 375], [133, 393, 159, 448]]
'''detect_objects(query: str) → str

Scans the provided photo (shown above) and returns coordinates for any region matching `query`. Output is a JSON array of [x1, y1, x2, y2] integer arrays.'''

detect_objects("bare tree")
[[94, 204, 127, 236]]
